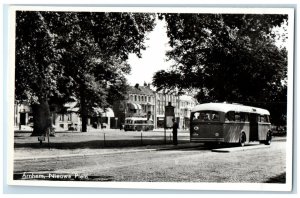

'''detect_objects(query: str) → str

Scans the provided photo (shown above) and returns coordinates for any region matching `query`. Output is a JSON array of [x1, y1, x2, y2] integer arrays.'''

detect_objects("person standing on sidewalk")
[[172, 118, 178, 145]]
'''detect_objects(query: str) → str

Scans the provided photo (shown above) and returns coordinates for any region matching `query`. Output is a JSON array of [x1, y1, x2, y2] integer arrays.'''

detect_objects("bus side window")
[[240, 113, 249, 122], [260, 115, 269, 123], [266, 115, 270, 123], [245, 114, 249, 122], [211, 112, 220, 121], [225, 111, 235, 121], [258, 116, 262, 122], [235, 113, 241, 122]]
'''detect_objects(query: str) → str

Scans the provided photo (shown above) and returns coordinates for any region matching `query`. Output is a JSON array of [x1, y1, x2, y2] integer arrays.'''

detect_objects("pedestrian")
[[172, 118, 178, 145]]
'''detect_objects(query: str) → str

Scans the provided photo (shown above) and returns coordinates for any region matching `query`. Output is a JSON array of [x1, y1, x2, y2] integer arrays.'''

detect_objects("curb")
[[14, 143, 201, 161], [14, 138, 285, 161], [211, 144, 271, 153], [14, 148, 157, 161]]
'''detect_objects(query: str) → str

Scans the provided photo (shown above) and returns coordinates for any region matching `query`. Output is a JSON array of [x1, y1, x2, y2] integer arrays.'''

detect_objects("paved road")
[[14, 140, 287, 183]]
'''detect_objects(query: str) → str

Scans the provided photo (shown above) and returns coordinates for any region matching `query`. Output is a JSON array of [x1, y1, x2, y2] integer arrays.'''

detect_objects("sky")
[[125, 18, 174, 86]]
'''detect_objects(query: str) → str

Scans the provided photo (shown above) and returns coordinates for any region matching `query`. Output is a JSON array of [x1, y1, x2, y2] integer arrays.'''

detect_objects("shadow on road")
[[14, 139, 191, 150], [265, 172, 286, 183]]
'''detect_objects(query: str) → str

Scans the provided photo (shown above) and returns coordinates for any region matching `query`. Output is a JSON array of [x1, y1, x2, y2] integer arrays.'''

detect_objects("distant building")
[[153, 91, 180, 128], [178, 95, 198, 129], [14, 101, 32, 130], [55, 101, 115, 131], [153, 92, 197, 129], [112, 83, 155, 129], [14, 101, 115, 131]]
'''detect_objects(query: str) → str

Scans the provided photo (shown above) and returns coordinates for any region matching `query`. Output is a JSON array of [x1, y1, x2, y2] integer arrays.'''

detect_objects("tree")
[[153, 13, 288, 125], [15, 11, 155, 135], [16, 11, 65, 136]]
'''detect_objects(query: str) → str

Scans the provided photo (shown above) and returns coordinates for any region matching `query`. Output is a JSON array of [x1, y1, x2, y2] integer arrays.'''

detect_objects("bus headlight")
[[194, 126, 199, 131], [215, 133, 219, 137]]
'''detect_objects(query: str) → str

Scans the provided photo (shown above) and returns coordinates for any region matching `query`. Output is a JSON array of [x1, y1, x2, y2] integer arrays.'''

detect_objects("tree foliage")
[[153, 13, 288, 125], [15, 11, 155, 134]]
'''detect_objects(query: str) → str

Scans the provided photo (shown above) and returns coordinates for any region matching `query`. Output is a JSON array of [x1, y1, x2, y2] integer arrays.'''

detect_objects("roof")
[[127, 85, 155, 95], [65, 102, 114, 117], [179, 95, 195, 101], [191, 103, 270, 115]]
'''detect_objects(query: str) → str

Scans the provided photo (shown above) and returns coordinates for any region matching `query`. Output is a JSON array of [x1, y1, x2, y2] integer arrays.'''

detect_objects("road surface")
[[14, 140, 286, 183]]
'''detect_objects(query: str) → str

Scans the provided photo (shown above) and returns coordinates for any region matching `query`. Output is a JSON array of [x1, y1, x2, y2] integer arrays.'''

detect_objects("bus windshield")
[[192, 111, 220, 122]]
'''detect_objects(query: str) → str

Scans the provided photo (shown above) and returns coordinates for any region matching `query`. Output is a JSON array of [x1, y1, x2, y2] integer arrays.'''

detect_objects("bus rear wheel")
[[239, 133, 246, 147], [265, 132, 272, 145]]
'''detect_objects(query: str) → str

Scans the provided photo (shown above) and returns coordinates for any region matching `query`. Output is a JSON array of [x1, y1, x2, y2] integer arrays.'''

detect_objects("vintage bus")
[[190, 103, 272, 146], [124, 117, 154, 131]]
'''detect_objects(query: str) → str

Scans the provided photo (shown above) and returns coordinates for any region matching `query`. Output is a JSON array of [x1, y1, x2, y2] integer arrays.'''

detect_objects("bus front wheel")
[[239, 132, 246, 147]]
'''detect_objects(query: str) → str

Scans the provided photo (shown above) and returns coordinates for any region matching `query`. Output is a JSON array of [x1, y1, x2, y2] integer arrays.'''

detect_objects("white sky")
[[126, 18, 174, 86]]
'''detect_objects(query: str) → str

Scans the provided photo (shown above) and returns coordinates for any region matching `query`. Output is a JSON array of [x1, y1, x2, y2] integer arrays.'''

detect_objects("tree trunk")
[[30, 100, 51, 136], [80, 85, 88, 132]]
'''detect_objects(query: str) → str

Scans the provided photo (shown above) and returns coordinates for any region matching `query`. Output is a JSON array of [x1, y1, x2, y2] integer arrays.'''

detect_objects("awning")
[[19, 104, 31, 113], [127, 102, 137, 110], [65, 102, 79, 112], [181, 107, 192, 110], [65, 102, 114, 117], [127, 102, 142, 110], [102, 108, 114, 117], [136, 104, 142, 110], [92, 107, 115, 117]]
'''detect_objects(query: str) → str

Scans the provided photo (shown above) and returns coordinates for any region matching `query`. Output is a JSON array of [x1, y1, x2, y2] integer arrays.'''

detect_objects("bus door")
[[249, 113, 258, 141]]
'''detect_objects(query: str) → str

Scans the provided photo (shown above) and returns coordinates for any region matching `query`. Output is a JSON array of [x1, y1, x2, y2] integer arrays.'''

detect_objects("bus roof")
[[191, 103, 270, 115]]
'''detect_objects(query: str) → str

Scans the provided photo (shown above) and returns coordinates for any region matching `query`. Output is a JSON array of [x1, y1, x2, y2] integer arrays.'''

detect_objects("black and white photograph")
[[5, 5, 294, 192]]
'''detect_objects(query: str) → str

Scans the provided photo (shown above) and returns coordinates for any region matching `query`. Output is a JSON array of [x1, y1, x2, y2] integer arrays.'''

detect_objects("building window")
[[59, 114, 64, 121], [130, 95, 134, 101], [135, 95, 137, 101], [67, 113, 72, 121]]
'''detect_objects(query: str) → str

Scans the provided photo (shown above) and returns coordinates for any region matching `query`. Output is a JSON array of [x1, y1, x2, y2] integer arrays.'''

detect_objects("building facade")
[[178, 95, 197, 129], [14, 102, 32, 130], [112, 84, 155, 129], [153, 92, 197, 129], [14, 101, 115, 132], [154, 91, 180, 129], [14, 85, 197, 131]]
